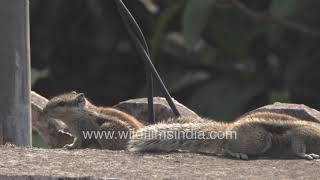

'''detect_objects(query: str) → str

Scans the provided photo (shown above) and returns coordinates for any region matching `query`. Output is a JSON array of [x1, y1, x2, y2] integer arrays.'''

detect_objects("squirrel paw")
[[297, 153, 320, 160], [58, 129, 73, 137], [62, 144, 76, 150], [226, 150, 249, 160]]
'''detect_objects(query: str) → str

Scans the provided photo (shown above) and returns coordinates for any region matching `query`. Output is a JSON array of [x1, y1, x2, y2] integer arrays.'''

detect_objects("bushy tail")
[[127, 122, 228, 155]]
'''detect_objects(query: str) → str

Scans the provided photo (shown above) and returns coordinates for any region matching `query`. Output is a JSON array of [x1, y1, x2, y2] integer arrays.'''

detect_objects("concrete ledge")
[[1, 145, 319, 179]]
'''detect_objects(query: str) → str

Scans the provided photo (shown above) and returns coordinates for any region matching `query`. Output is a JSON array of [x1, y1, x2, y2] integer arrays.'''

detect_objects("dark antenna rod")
[[113, 0, 181, 122]]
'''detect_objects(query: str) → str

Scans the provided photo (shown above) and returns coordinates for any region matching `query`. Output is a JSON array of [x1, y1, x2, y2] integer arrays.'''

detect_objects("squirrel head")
[[43, 91, 87, 119]]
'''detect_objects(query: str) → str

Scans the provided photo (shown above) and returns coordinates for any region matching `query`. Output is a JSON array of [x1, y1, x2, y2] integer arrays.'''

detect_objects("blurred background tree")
[[30, 0, 320, 124]]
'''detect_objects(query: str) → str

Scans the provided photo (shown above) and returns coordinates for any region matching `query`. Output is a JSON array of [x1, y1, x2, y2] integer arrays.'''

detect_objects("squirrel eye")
[[57, 102, 66, 106]]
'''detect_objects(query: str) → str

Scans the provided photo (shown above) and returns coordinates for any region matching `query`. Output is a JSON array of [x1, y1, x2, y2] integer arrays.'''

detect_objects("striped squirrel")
[[43, 91, 144, 150], [128, 112, 320, 160]]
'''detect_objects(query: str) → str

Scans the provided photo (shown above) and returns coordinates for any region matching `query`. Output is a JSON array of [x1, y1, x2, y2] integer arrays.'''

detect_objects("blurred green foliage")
[[32, 130, 48, 148], [30, 0, 320, 128]]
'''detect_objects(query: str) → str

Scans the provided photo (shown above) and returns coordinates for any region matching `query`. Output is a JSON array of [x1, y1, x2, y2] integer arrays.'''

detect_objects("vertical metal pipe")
[[0, 0, 32, 146]]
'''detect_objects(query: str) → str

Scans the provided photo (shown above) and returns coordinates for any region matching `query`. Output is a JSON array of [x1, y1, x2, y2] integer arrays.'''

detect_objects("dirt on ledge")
[[0, 145, 319, 180]]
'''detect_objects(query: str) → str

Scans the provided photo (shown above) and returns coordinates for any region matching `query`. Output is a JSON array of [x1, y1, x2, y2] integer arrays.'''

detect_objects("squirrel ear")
[[76, 93, 86, 107], [71, 91, 77, 94]]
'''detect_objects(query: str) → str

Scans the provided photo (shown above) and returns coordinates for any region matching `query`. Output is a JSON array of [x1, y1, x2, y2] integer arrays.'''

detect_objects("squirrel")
[[128, 112, 320, 160], [43, 91, 144, 150]]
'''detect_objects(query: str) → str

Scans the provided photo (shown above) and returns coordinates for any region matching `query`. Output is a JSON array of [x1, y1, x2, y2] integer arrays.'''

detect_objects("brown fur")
[[43, 92, 144, 150], [95, 107, 144, 129], [128, 113, 320, 160]]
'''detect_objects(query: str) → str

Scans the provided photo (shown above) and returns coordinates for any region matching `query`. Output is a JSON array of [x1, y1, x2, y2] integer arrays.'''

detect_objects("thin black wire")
[[114, 0, 180, 117], [129, 31, 181, 116], [146, 68, 155, 123], [113, 0, 149, 52], [113, 0, 155, 123], [114, 0, 181, 118]]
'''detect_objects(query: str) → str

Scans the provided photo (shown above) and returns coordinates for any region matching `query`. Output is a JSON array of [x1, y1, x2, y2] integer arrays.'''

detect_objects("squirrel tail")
[[127, 121, 229, 155]]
